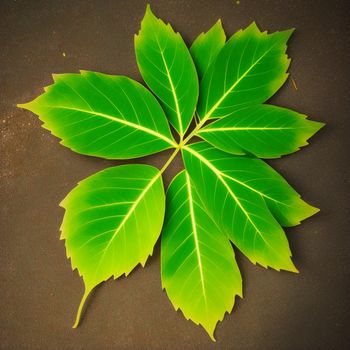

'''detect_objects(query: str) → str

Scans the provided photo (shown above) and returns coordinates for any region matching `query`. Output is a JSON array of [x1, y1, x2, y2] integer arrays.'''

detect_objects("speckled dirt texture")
[[1, 0, 350, 349]]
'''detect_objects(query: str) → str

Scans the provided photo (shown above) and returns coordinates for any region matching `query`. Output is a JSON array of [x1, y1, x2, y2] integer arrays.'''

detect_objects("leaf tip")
[[314, 120, 326, 132], [17, 102, 27, 109], [247, 21, 260, 32], [305, 204, 320, 219], [287, 260, 299, 274], [281, 27, 295, 41], [286, 27, 296, 35], [202, 323, 217, 342], [145, 3, 154, 17], [58, 198, 66, 209], [17, 100, 35, 111], [313, 206, 321, 214]]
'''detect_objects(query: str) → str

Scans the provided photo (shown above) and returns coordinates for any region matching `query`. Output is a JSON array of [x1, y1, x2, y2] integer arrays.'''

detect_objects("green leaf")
[[135, 5, 198, 137], [18, 71, 176, 159], [190, 20, 226, 78], [60, 164, 165, 327], [161, 171, 242, 340], [182, 142, 317, 271], [184, 142, 318, 228], [197, 22, 293, 121], [198, 104, 324, 158]]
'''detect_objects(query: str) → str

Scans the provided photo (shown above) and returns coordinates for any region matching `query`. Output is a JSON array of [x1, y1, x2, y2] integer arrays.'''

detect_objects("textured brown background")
[[1, 0, 349, 349]]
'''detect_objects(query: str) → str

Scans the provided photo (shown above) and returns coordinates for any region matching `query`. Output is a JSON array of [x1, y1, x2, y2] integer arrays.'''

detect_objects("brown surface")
[[1, 0, 349, 349]]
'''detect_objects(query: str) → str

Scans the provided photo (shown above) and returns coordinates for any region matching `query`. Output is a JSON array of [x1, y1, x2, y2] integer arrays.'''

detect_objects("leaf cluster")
[[18, 5, 324, 340]]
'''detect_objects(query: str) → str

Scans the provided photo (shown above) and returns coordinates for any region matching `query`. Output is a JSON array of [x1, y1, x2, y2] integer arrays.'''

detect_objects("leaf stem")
[[159, 147, 180, 175], [194, 111, 200, 125], [181, 114, 209, 147], [72, 287, 92, 329]]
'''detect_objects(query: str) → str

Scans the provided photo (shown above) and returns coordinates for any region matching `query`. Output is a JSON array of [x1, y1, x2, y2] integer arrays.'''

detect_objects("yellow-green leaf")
[[161, 171, 242, 340], [60, 164, 165, 327]]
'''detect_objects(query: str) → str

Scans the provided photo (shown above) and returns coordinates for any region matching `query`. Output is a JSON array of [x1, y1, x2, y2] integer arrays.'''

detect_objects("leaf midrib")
[[199, 126, 302, 133], [185, 172, 207, 304], [157, 38, 183, 136], [39, 105, 176, 147]]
